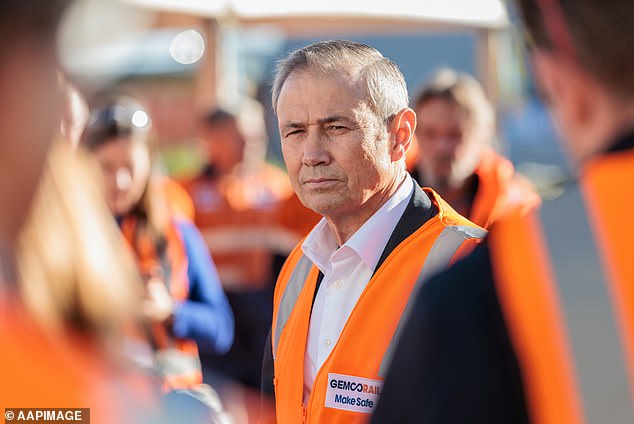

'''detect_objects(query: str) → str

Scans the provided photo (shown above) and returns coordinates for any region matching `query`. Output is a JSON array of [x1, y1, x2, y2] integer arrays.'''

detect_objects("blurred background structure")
[[58, 0, 564, 187]]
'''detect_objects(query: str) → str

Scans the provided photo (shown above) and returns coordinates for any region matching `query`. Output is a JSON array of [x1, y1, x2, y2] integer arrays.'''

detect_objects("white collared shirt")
[[301, 176, 414, 402]]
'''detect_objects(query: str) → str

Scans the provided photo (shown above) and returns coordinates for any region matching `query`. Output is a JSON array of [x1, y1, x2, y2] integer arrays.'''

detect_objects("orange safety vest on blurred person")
[[0, 298, 158, 423], [272, 187, 485, 424], [489, 142, 634, 423], [182, 163, 301, 291], [121, 216, 202, 392], [161, 177, 195, 222], [469, 149, 540, 228], [410, 148, 540, 229]]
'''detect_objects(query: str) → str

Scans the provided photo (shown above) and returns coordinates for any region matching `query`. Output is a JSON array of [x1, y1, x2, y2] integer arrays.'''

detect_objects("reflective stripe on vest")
[[379, 225, 487, 377], [272, 225, 486, 368], [273, 254, 314, 358], [541, 183, 634, 422]]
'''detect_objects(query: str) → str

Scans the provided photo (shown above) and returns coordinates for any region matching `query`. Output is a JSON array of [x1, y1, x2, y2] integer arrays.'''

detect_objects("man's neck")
[[326, 172, 409, 245]]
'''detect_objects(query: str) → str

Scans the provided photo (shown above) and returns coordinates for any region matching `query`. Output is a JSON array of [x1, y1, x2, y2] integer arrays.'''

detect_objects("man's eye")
[[284, 129, 303, 138], [327, 125, 348, 133]]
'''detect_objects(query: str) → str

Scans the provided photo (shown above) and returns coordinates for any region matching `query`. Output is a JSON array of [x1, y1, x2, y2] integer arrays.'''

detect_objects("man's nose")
[[302, 129, 331, 167]]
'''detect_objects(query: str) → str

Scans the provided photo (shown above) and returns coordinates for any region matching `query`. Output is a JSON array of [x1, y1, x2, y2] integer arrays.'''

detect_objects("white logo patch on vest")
[[325, 373, 383, 414]]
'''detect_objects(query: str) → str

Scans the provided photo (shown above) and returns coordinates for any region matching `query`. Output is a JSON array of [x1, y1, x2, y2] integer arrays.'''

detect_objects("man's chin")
[[300, 198, 336, 218]]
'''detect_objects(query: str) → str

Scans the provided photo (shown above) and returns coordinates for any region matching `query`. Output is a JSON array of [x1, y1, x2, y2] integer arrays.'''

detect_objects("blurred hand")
[[142, 278, 174, 323]]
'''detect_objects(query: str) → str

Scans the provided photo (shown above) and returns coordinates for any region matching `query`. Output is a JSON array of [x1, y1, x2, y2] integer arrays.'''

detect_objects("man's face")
[[277, 69, 394, 223], [415, 98, 483, 189]]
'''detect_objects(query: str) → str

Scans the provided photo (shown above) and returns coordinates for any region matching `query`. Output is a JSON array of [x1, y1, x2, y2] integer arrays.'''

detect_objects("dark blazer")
[[370, 244, 530, 424]]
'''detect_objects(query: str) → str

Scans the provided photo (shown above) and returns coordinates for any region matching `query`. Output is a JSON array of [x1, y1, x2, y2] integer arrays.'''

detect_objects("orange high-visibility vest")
[[272, 187, 485, 423], [489, 146, 634, 423], [121, 216, 202, 391], [469, 149, 541, 229], [161, 177, 195, 222], [409, 148, 540, 229]]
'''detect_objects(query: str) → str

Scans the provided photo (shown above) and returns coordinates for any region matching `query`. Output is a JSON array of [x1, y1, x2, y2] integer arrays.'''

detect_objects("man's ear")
[[389, 108, 416, 162]]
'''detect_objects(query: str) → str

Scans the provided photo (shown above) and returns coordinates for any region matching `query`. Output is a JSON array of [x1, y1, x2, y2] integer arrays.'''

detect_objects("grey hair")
[[271, 40, 409, 124], [413, 69, 495, 135]]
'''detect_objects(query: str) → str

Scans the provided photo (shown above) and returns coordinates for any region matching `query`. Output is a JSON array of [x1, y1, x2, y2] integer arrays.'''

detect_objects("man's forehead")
[[282, 68, 363, 95], [277, 102, 373, 128], [277, 70, 369, 118]]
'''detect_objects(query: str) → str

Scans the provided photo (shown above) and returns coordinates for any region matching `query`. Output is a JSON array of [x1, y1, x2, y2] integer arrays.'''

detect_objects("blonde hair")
[[17, 141, 142, 344]]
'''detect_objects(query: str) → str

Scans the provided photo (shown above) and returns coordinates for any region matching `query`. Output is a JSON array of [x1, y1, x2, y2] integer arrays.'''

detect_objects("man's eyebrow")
[[281, 121, 304, 129], [281, 115, 353, 129], [321, 115, 351, 124]]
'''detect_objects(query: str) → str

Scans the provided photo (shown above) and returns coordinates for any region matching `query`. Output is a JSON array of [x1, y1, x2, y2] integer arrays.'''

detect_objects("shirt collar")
[[302, 218, 338, 274], [302, 176, 414, 273]]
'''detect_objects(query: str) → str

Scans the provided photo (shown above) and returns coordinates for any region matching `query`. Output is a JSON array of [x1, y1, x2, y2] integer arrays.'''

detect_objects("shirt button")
[[334, 280, 343, 289], [323, 338, 332, 347]]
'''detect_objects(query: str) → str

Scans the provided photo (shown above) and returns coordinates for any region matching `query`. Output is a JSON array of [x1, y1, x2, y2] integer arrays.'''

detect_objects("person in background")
[[411, 69, 540, 228], [266, 39, 485, 423], [182, 103, 318, 422], [81, 96, 234, 417], [183, 106, 303, 297], [371, 0, 634, 422]]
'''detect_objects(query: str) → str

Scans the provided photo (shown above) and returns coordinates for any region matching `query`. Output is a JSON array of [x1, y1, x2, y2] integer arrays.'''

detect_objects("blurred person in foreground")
[[181, 103, 318, 414], [15, 142, 158, 423], [266, 40, 486, 423], [81, 96, 234, 420], [0, 1, 156, 421], [410, 69, 540, 228], [372, 0, 634, 423]]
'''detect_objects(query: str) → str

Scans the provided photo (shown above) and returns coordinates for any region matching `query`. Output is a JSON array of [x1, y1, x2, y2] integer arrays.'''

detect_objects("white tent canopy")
[[121, 0, 509, 34]]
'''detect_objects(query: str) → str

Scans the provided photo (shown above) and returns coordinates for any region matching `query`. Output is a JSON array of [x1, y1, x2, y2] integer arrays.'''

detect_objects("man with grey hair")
[[267, 40, 485, 423], [411, 69, 540, 229]]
